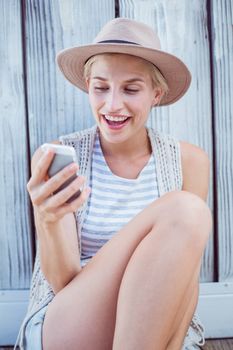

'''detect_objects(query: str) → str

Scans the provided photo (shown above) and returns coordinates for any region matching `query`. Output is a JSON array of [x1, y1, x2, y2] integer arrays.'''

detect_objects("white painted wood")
[[0, 0, 232, 344], [26, 0, 115, 155], [0, 0, 33, 289], [119, 0, 214, 282], [210, 0, 233, 282], [0, 290, 30, 345], [197, 283, 233, 338]]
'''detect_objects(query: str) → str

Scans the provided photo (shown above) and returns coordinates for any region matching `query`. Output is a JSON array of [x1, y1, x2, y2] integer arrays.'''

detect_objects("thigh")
[[42, 190, 209, 350], [42, 193, 169, 350]]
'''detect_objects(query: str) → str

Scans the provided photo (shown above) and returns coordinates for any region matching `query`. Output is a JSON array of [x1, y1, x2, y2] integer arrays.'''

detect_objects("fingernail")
[[45, 150, 50, 156], [68, 163, 77, 171], [45, 148, 53, 155]]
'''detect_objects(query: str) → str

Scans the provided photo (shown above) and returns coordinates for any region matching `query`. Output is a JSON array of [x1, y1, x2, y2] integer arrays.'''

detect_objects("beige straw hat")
[[56, 17, 191, 106]]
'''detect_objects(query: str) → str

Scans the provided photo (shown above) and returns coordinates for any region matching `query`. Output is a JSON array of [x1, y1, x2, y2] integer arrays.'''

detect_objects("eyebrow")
[[92, 76, 145, 83]]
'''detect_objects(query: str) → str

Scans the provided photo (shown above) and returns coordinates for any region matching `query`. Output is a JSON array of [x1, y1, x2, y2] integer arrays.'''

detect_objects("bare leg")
[[166, 261, 202, 350], [112, 205, 211, 350], [42, 191, 212, 350], [166, 275, 199, 350]]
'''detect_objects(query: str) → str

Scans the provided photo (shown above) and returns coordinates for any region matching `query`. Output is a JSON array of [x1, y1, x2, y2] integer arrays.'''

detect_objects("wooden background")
[[0, 0, 232, 342]]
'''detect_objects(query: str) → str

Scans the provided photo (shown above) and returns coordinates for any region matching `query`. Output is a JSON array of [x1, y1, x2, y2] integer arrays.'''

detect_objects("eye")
[[125, 88, 139, 94], [94, 87, 108, 91], [124, 85, 140, 93]]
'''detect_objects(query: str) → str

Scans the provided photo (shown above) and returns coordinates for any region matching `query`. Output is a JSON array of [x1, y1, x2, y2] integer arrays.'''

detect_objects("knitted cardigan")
[[15, 125, 205, 349]]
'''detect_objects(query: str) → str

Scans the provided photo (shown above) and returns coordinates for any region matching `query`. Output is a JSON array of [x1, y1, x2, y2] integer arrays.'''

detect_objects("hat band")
[[97, 39, 140, 45], [88, 39, 165, 80]]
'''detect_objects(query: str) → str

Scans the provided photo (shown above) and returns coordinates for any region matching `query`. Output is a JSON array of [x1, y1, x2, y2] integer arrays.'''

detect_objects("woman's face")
[[86, 54, 161, 144]]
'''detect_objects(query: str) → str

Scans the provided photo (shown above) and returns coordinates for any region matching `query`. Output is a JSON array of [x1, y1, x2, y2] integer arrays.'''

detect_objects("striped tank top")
[[80, 132, 159, 267]]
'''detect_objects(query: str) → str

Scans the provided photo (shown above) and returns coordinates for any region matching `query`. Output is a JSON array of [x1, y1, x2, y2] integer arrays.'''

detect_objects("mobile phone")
[[41, 143, 81, 203]]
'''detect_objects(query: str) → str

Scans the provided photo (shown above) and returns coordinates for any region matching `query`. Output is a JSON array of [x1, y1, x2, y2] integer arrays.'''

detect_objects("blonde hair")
[[83, 53, 169, 104]]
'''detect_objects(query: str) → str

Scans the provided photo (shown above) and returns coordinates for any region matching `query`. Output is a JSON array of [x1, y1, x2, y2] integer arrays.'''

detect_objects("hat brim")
[[56, 43, 191, 106]]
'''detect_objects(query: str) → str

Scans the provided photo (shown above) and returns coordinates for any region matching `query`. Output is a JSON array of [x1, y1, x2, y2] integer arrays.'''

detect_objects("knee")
[[156, 190, 213, 249]]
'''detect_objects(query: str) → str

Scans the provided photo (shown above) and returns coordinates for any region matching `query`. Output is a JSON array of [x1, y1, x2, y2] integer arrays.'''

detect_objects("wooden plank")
[[0, 0, 33, 289], [26, 0, 115, 156], [119, 0, 214, 282], [197, 283, 233, 338], [210, 0, 233, 282], [203, 338, 233, 350], [0, 291, 29, 346]]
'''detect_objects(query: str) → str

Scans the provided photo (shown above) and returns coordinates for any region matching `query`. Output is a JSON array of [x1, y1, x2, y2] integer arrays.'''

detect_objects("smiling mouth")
[[102, 114, 131, 127]]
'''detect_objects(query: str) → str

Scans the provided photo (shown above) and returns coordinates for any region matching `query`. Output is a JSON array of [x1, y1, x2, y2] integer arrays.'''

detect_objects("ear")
[[85, 78, 90, 91], [152, 88, 163, 106]]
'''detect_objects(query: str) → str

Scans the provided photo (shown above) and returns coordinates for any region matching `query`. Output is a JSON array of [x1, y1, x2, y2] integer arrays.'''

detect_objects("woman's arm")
[[180, 141, 211, 202], [28, 142, 88, 294], [34, 209, 81, 295]]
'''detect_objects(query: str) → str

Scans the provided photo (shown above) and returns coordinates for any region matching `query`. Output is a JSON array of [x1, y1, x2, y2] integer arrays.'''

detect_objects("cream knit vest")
[[15, 125, 205, 349]]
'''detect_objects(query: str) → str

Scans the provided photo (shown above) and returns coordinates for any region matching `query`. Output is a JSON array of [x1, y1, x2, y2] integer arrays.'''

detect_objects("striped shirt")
[[80, 132, 159, 266]]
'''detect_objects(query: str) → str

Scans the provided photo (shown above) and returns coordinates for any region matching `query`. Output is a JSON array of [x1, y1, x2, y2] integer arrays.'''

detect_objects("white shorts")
[[24, 304, 48, 350]]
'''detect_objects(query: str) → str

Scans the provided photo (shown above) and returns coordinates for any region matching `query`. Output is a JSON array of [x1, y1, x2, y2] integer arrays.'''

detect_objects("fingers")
[[27, 150, 55, 190], [67, 186, 91, 212], [26, 145, 91, 224], [55, 187, 91, 218], [30, 162, 79, 206], [45, 175, 85, 208]]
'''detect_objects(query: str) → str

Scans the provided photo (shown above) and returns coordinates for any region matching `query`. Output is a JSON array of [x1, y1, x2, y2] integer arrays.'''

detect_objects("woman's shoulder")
[[179, 140, 210, 201], [179, 140, 209, 160], [179, 140, 210, 172]]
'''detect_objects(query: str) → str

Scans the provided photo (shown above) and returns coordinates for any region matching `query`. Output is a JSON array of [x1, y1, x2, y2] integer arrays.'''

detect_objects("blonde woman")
[[16, 18, 212, 350]]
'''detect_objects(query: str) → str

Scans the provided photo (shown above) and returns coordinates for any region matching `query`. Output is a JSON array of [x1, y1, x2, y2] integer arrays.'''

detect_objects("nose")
[[105, 88, 124, 113]]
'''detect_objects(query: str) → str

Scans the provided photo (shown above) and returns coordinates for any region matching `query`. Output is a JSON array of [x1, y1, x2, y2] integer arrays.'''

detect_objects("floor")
[[2, 339, 233, 349], [202, 339, 233, 349]]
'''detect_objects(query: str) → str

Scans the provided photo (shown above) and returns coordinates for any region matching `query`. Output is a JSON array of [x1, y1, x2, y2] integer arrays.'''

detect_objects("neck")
[[98, 127, 151, 160]]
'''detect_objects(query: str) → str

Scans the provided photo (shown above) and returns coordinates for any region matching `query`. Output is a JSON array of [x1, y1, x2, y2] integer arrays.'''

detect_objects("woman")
[[16, 18, 212, 350]]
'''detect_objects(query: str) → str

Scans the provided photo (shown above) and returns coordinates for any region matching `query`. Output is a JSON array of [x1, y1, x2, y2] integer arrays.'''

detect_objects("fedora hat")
[[56, 17, 191, 106]]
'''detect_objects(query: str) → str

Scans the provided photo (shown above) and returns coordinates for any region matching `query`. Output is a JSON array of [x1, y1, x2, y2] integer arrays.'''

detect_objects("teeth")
[[104, 115, 129, 122]]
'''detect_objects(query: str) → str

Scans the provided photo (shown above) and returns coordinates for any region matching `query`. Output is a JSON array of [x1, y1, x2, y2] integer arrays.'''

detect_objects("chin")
[[100, 130, 129, 144]]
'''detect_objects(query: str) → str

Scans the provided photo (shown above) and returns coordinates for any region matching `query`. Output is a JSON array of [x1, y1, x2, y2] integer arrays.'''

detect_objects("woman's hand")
[[27, 145, 91, 225]]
